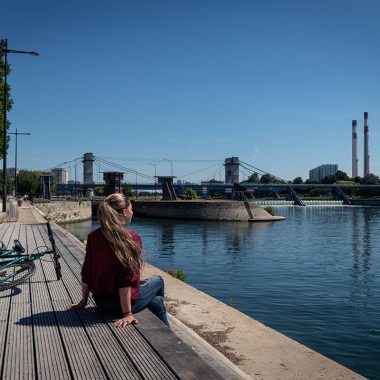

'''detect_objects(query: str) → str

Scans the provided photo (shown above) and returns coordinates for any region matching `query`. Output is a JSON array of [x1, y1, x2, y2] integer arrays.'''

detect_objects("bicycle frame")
[[0, 222, 61, 290]]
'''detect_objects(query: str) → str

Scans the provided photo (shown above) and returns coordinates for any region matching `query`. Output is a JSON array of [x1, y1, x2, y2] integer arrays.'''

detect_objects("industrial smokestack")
[[364, 112, 370, 177], [352, 120, 358, 178]]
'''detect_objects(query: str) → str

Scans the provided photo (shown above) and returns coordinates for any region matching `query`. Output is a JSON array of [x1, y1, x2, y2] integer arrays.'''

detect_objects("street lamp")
[[8, 128, 31, 196], [1, 39, 39, 212], [148, 162, 157, 199], [163, 158, 173, 177]]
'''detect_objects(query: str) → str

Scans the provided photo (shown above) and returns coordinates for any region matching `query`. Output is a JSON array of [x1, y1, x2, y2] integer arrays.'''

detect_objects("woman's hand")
[[114, 314, 138, 328], [67, 299, 87, 310]]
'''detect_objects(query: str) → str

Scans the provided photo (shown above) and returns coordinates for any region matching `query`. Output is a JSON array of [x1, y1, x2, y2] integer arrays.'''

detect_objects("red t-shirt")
[[81, 227, 142, 304]]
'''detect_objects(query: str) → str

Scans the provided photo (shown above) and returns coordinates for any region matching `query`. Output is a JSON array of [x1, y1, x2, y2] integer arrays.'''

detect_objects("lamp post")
[[8, 128, 31, 196], [163, 158, 173, 177], [148, 162, 157, 199], [1, 39, 39, 212]]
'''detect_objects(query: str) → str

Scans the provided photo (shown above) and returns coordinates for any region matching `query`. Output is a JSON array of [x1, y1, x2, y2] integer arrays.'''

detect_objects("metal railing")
[[6, 196, 19, 222]]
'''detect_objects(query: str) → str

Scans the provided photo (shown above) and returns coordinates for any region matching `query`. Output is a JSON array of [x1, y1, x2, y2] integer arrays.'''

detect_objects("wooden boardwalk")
[[0, 223, 223, 380]]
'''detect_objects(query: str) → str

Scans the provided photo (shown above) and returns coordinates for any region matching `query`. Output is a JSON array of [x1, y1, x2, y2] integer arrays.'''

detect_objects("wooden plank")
[[135, 310, 224, 380], [31, 224, 107, 380], [35, 225, 144, 380], [2, 225, 35, 380], [0, 223, 16, 380], [51, 224, 221, 379], [25, 224, 72, 380], [43, 225, 178, 379]]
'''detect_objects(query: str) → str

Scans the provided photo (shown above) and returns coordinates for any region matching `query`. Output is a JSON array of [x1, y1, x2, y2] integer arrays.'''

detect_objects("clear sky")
[[2, 0, 380, 183]]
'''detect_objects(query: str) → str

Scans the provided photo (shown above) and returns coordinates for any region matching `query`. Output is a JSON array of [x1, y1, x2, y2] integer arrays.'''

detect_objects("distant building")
[[224, 157, 239, 184], [51, 168, 68, 184], [6, 168, 17, 180], [309, 164, 338, 181]]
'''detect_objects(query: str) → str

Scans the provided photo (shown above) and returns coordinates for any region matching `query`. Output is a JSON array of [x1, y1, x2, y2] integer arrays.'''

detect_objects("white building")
[[51, 168, 68, 184], [309, 164, 338, 181]]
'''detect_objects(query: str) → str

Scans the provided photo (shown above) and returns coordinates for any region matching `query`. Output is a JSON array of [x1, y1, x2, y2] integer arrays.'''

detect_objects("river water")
[[63, 206, 380, 379]]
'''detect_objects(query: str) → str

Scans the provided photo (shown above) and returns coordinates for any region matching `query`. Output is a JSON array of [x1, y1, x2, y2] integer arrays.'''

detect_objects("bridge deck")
[[0, 223, 222, 380]]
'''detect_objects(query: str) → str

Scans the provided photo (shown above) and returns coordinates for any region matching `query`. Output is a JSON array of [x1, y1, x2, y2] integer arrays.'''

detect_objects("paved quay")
[[5, 203, 366, 379]]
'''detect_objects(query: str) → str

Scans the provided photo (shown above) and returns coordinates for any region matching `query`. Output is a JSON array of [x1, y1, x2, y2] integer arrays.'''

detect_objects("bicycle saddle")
[[13, 240, 25, 253]]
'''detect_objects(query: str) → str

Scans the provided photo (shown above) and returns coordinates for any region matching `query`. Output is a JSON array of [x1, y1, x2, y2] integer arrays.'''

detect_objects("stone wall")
[[132, 200, 284, 222], [35, 201, 92, 224]]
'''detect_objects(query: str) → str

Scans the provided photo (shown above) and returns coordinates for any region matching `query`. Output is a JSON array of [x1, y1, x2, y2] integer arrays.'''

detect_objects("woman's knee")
[[148, 295, 166, 314]]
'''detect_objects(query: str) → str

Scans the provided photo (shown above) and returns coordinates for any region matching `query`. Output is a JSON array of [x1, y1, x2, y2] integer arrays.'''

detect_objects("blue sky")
[[2, 0, 380, 183]]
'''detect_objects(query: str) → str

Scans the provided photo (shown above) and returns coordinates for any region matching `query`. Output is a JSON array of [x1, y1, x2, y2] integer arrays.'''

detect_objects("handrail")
[[6, 197, 19, 222]]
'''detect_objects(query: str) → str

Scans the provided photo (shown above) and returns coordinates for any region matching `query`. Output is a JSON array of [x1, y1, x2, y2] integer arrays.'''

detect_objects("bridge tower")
[[224, 157, 239, 184], [82, 153, 94, 185]]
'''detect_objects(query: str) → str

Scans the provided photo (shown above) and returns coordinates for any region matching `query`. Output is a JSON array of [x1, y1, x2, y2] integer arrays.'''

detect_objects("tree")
[[321, 175, 336, 184], [246, 172, 259, 183], [305, 179, 320, 184], [94, 186, 104, 196], [293, 177, 303, 184], [260, 173, 285, 184], [0, 39, 13, 159], [186, 188, 198, 199], [0, 170, 14, 195], [122, 185, 133, 197], [361, 173, 380, 184], [208, 179, 223, 183], [17, 170, 41, 196], [335, 170, 349, 181]]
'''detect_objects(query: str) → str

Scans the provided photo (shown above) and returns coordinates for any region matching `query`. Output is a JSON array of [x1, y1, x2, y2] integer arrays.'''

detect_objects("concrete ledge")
[[143, 265, 365, 380]]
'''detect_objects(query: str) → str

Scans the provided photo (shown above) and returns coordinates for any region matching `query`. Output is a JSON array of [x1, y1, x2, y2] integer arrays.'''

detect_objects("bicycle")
[[0, 223, 61, 291]]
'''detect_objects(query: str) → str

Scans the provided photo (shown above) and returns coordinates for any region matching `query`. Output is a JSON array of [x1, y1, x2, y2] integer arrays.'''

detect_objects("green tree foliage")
[[361, 173, 380, 184], [305, 179, 320, 184], [0, 40, 13, 159], [94, 186, 104, 196], [186, 188, 198, 199], [122, 185, 133, 197], [208, 179, 223, 183], [0, 170, 14, 195], [16, 170, 55, 196], [293, 177, 303, 184], [321, 175, 337, 184], [246, 172, 259, 183], [260, 173, 285, 184], [321, 170, 350, 184], [335, 170, 350, 181]]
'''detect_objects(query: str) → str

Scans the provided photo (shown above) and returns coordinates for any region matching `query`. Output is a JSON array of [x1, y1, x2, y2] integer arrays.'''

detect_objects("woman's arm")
[[114, 287, 138, 327], [67, 282, 89, 310]]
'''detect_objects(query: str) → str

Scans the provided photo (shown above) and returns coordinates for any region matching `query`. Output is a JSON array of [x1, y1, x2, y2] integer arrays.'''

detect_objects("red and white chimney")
[[352, 120, 358, 178], [363, 112, 370, 177]]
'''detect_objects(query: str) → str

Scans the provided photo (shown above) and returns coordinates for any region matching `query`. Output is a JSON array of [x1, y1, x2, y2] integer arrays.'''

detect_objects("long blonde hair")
[[97, 193, 143, 274]]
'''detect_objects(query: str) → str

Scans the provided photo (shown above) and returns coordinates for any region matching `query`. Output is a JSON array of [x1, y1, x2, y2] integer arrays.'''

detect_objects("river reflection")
[[62, 207, 380, 379]]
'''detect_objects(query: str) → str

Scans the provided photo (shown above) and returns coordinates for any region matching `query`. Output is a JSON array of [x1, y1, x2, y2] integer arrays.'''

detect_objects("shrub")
[[167, 268, 187, 283], [264, 206, 275, 216]]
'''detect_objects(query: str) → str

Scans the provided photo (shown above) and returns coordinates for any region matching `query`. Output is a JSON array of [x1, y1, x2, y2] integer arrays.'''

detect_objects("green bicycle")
[[0, 223, 61, 291]]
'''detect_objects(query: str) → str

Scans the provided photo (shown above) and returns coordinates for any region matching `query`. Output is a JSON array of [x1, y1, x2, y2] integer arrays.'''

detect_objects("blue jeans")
[[94, 275, 169, 327], [133, 275, 169, 327]]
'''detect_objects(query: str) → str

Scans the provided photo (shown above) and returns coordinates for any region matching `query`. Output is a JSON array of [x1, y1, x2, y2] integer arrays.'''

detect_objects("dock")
[[0, 211, 242, 379]]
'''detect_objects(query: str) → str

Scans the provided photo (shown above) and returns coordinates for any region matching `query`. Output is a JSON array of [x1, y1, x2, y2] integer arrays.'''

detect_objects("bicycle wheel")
[[0, 260, 36, 291]]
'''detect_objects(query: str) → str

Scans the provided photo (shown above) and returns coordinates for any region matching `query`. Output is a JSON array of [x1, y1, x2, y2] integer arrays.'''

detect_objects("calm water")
[[63, 206, 380, 379]]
